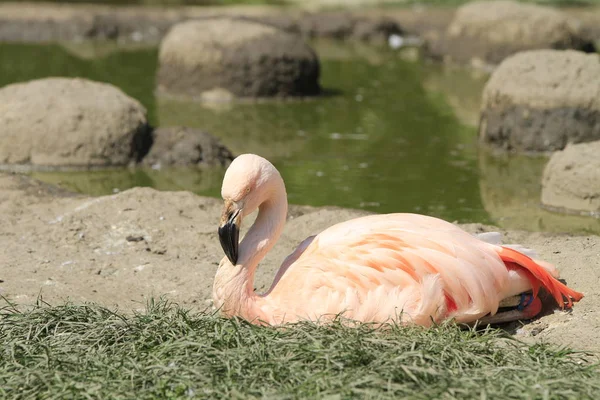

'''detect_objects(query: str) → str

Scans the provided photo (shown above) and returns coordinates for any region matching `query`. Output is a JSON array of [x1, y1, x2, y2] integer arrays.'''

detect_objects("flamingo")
[[214, 154, 583, 326]]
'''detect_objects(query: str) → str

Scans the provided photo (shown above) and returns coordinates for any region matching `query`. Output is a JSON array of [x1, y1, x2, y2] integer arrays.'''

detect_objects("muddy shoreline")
[[1, 172, 598, 353]]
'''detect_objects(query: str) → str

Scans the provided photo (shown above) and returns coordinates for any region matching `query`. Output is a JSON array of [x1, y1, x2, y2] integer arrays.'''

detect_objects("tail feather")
[[499, 247, 584, 309]]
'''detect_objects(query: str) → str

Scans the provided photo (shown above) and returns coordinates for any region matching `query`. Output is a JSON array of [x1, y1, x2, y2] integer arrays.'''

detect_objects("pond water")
[[1, 41, 599, 234]]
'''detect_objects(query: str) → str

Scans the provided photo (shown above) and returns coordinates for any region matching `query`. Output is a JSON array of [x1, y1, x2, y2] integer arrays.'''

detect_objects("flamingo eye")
[[245, 187, 251, 194]]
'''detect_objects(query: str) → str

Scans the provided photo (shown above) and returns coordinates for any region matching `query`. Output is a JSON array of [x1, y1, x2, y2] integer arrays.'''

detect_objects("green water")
[[1, 41, 599, 234]]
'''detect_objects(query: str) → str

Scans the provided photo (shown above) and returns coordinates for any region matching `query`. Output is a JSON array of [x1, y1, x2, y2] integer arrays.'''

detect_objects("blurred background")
[[0, 0, 599, 234]]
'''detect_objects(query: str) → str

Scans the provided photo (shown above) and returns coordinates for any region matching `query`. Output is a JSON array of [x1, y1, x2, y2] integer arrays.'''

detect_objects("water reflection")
[[157, 42, 488, 222], [32, 167, 223, 197], [422, 64, 489, 127], [478, 151, 600, 234], [2, 41, 599, 233]]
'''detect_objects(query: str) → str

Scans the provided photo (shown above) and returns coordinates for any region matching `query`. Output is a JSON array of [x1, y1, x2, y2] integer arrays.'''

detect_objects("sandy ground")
[[0, 172, 598, 353]]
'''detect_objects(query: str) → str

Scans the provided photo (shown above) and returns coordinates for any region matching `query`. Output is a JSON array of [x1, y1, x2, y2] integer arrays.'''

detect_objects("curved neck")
[[239, 192, 288, 272], [213, 176, 287, 319]]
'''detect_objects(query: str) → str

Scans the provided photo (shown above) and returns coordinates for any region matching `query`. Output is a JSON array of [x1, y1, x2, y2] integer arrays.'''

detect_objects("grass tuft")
[[1, 299, 599, 399]]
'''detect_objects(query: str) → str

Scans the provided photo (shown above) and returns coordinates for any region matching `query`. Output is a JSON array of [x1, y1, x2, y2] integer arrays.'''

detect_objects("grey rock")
[[426, 1, 595, 67], [156, 18, 320, 99], [143, 127, 234, 167], [0, 77, 150, 168], [479, 50, 600, 153], [541, 141, 600, 215]]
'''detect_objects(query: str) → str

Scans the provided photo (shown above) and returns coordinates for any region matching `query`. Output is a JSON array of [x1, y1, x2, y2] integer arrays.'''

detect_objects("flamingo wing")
[[259, 213, 511, 325], [256, 213, 583, 326]]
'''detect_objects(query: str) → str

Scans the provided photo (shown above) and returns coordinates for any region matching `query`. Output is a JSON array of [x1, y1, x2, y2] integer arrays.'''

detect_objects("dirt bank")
[[0, 172, 598, 352], [0, 2, 405, 44], [1, 2, 593, 44]]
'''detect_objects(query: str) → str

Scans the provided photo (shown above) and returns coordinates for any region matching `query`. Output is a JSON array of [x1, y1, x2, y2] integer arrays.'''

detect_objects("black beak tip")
[[218, 222, 239, 265]]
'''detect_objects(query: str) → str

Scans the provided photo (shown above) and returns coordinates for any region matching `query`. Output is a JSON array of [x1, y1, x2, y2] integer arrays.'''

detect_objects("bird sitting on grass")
[[214, 154, 583, 326]]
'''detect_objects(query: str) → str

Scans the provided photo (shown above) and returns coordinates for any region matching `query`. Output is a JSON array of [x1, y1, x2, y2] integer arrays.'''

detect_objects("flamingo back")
[[256, 213, 514, 325]]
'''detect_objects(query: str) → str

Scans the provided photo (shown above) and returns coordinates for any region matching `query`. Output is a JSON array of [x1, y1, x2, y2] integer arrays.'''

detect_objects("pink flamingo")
[[214, 154, 583, 326]]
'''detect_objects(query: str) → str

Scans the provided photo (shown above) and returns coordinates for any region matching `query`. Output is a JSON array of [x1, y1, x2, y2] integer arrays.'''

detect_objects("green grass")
[[1, 300, 599, 399]]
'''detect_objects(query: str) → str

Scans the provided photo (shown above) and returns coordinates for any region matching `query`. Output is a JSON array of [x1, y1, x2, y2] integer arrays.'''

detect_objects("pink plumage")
[[214, 154, 583, 326]]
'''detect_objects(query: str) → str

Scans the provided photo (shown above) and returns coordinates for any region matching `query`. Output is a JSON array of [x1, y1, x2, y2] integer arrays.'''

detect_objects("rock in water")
[[0, 77, 150, 168], [542, 141, 600, 215], [142, 127, 234, 168], [156, 18, 321, 99], [426, 0, 594, 67], [479, 50, 600, 153]]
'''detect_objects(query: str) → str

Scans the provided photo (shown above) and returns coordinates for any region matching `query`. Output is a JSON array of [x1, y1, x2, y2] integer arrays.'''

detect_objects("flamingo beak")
[[218, 201, 241, 265]]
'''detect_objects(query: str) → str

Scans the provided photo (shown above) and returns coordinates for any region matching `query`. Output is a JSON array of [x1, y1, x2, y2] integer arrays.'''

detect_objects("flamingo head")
[[218, 154, 279, 265]]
